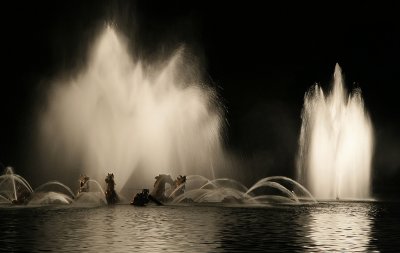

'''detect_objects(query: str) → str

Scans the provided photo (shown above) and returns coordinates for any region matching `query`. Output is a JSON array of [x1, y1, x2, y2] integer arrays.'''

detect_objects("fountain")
[[297, 64, 374, 200], [23, 25, 318, 206], [0, 167, 33, 204], [125, 172, 315, 206], [0, 165, 314, 206], [38, 26, 224, 192], [74, 178, 107, 205], [171, 175, 316, 205], [29, 181, 75, 205], [0, 167, 78, 205]]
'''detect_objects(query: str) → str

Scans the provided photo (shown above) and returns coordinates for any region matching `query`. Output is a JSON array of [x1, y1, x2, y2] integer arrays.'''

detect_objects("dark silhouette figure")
[[147, 174, 187, 205], [105, 173, 118, 204], [131, 189, 150, 206], [78, 174, 90, 195]]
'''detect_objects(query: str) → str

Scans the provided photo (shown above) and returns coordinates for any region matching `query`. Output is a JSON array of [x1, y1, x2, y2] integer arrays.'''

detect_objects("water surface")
[[0, 201, 399, 252]]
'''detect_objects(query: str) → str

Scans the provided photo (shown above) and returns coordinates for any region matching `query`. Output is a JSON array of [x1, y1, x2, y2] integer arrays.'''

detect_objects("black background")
[[1, 1, 399, 198]]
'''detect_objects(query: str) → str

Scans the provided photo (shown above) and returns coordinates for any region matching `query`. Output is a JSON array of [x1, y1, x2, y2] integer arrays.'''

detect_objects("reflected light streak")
[[307, 205, 375, 252]]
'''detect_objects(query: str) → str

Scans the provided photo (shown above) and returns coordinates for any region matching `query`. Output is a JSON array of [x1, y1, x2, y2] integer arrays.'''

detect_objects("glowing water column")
[[297, 64, 373, 200], [39, 27, 224, 190]]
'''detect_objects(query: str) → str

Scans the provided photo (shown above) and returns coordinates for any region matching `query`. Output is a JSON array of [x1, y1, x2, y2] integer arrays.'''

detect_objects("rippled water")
[[0, 201, 399, 252]]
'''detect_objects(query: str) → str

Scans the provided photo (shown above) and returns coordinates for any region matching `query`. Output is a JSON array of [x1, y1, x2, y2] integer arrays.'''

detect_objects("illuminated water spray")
[[39, 27, 224, 191], [297, 64, 373, 200]]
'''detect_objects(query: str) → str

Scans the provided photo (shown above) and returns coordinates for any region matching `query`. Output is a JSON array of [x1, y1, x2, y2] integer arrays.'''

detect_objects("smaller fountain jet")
[[0, 167, 33, 204], [0, 167, 75, 205], [74, 173, 106, 204], [171, 175, 316, 205]]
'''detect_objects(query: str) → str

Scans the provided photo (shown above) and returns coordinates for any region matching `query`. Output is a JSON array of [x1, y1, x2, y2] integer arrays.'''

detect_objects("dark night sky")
[[1, 1, 400, 198]]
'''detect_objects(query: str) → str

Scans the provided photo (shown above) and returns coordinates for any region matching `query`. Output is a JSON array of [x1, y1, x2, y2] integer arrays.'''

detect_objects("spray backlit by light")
[[297, 64, 374, 200], [39, 26, 224, 191]]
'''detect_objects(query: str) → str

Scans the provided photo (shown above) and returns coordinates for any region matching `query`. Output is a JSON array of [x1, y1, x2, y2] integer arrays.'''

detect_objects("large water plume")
[[297, 64, 374, 200], [38, 27, 224, 192]]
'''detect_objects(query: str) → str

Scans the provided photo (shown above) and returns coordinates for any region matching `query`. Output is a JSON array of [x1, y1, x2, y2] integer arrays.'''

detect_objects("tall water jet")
[[38, 26, 224, 192], [297, 64, 373, 200]]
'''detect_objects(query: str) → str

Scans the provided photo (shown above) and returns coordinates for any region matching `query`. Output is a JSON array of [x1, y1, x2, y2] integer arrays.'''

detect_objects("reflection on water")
[[0, 202, 399, 252], [0, 206, 221, 252], [307, 202, 374, 252]]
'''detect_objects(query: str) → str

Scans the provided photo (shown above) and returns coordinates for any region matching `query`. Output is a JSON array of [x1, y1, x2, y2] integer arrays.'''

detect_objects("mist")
[[36, 26, 226, 194]]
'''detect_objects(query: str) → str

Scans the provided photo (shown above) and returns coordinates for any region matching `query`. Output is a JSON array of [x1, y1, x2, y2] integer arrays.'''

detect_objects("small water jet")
[[171, 175, 315, 205], [297, 64, 374, 200], [29, 181, 75, 205], [74, 175, 107, 204], [0, 167, 33, 204], [82, 179, 106, 196], [34, 181, 75, 198], [0, 167, 77, 205], [28, 192, 73, 205], [74, 178, 107, 205]]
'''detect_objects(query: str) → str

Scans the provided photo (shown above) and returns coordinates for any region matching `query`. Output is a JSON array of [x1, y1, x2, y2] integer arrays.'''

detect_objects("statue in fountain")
[[130, 174, 187, 206], [146, 174, 187, 205], [149, 174, 174, 203], [78, 174, 90, 194], [131, 189, 150, 206], [170, 175, 186, 199], [105, 173, 118, 204]]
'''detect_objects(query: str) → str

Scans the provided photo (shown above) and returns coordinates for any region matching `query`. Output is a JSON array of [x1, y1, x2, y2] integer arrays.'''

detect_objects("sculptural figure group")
[[77, 172, 187, 206]]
